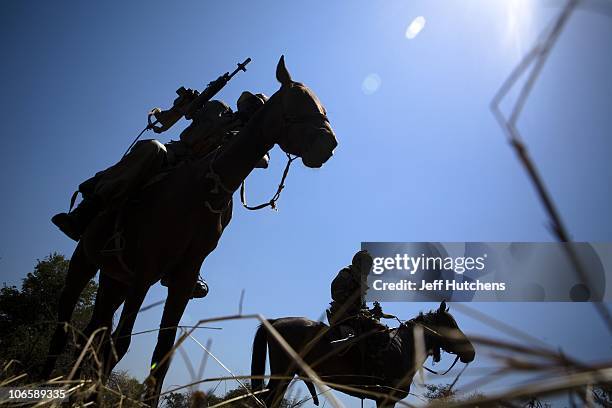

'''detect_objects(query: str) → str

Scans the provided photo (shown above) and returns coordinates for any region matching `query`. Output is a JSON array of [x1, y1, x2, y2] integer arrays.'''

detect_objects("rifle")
[[148, 57, 252, 133], [123, 58, 251, 157]]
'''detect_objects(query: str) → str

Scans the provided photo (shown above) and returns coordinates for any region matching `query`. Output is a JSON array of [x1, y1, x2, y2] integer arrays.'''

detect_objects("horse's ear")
[[276, 55, 293, 86], [438, 300, 447, 313]]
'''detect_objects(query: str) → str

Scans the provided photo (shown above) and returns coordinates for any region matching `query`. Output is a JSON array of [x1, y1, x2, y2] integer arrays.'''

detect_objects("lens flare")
[[405, 16, 426, 39], [362, 73, 382, 95]]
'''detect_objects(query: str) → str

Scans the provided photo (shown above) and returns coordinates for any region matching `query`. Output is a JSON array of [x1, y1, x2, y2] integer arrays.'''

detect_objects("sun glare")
[[503, 0, 535, 56]]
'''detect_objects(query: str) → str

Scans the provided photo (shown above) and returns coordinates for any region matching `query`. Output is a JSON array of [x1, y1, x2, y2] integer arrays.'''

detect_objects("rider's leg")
[[93, 140, 167, 204], [52, 140, 167, 241], [51, 195, 103, 241]]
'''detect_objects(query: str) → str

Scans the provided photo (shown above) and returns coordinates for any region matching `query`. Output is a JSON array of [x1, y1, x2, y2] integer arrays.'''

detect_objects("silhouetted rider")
[[327, 250, 373, 339], [327, 250, 394, 377], [51, 91, 269, 298]]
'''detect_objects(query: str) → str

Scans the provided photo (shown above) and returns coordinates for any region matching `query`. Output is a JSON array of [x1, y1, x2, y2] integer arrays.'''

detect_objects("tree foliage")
[[424, 383, 457, 402], [592, 383, 612, 407], [424, 383, 487, 406], [100, 369, 146, 407], [0, 253, 97, 378], [161, 384, 297, 408], [423, 383, 558, 407]]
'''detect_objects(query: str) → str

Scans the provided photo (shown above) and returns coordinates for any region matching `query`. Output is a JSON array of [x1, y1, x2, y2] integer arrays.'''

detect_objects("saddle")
[[327, 311, 389, 351], [77, 157, 217, 285]]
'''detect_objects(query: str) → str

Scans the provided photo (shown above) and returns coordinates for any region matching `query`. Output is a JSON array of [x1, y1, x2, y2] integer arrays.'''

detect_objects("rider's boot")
[[51, 196, 103, 241]]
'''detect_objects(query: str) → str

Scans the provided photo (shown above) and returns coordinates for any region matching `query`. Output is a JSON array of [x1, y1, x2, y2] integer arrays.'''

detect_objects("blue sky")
[[1, 1, 611, 406]]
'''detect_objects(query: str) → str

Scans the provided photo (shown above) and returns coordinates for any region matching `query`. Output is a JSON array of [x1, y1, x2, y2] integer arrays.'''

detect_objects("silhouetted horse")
[[251, 301, 475, 408], [43, 56, 337, 406]]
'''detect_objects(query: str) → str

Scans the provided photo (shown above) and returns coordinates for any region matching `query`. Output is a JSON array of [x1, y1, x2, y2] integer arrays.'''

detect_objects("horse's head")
[[419, 301, 476, 364], [268, 55, 337, 168]]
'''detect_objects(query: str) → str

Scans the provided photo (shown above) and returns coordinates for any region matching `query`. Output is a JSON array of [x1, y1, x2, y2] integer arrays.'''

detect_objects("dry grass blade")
[[447, 367, 612, 407], [208, 389, 268, 408], [451, 303, 551, 348], [186, 332, 264, 407], [8, 299, 608, 406], [489, 0, 612, 333], [178, 341, 198, 387], [67, 327, 107, 381], [239, 289, 246, 315], [121, 325, 222, 340], [197, 338, 212, 384], [256, 316, 344, 408], [413, 324, 426, 386], [291, 376, 417, 408], [143, 313, 343, 407], [157, 373, 420, 407], [0, 373, 27, 387]]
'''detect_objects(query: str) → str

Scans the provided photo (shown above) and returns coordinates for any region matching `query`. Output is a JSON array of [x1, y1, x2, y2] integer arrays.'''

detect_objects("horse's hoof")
[[191, 281, 209, 299]]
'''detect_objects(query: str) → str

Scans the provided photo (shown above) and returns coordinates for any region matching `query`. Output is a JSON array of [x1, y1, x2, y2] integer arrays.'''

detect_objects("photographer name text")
[[371, 279, 506, 292]]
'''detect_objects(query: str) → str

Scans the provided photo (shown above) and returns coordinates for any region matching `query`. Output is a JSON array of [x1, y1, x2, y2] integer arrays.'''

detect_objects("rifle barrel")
[[228, 57, 252, 79]]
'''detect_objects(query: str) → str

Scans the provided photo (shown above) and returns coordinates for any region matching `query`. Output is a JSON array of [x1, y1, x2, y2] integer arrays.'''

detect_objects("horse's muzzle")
[[460, 349, 476, 363], [301, 130, 338, 168]]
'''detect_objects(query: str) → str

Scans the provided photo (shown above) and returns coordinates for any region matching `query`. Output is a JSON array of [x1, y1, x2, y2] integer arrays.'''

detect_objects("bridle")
[[282, 111, 331, 127], [403, 320, 462, 376], [240, 85, 331, 211]]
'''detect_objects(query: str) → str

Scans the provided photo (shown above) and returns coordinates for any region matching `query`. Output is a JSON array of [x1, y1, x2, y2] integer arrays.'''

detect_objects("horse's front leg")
[[42, 243, 98, 379], [102, 285, 148, 378], [78, 273, 127, 379], [73, 273, 127, 406], [144, 268, 198, 407]]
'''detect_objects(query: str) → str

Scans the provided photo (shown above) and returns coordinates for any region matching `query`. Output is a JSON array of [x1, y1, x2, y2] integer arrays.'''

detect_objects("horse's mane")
[[402, 309, 444, 362], [410, 309, 439, 325]]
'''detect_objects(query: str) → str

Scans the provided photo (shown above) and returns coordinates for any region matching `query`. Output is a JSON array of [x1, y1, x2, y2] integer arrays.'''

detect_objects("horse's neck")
[[207, 100, 278, 193], [395, 324, 434, 377]]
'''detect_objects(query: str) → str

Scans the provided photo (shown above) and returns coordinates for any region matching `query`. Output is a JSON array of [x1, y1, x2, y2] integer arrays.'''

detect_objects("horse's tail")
[[251, 321, 272, 391]]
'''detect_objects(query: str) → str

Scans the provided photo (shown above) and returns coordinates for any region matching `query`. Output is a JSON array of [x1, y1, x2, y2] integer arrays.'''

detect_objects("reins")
[[422, 355, 460, 375], [240, 153, 298, 211]]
